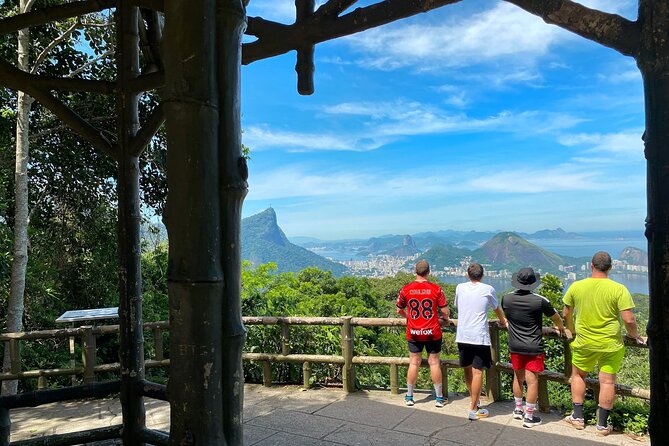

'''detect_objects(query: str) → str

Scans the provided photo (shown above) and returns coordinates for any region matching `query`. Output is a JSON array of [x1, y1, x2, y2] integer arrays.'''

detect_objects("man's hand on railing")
[[439, 317, 455, 327], [626, 333, 647, 346], [556, 326, 573, 341], [496, 318, 507, 328]]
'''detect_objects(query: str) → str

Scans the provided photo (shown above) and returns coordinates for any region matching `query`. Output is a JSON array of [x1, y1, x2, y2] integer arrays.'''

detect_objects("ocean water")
[[439, 274, 649, 296], [528, 238, 648, 259]]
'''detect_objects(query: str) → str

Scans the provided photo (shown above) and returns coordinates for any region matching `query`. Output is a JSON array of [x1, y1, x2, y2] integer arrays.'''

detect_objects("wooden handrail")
[[0, 316, 650, 404]]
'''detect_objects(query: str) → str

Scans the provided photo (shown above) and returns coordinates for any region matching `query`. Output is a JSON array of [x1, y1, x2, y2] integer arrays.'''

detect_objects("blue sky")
[[240, 0, 645, 240]]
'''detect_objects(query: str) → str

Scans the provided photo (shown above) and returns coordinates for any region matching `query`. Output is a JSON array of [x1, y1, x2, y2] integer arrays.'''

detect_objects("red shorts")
[[510, 353, 545, 373]]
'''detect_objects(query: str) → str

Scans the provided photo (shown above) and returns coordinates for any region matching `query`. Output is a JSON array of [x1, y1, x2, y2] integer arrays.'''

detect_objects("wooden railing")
[[0, 317, 650, 410]]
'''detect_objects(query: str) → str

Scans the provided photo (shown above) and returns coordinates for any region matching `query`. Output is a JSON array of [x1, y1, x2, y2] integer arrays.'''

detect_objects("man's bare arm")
[[563, 305, 575, 333], [621, 309, 646, 344]]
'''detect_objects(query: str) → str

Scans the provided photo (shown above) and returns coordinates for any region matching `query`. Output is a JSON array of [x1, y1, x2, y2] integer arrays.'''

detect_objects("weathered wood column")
[[638, 3, 669, 443], [116, 3, 146, 445], [163, 1, 248, 444]]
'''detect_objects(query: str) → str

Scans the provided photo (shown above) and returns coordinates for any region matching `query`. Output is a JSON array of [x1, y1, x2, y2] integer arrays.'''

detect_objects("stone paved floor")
[[10, 384, 650, 445]]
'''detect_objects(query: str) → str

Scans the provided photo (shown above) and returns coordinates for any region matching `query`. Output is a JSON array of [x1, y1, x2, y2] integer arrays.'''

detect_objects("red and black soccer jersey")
[[396, 281, 447, 341]]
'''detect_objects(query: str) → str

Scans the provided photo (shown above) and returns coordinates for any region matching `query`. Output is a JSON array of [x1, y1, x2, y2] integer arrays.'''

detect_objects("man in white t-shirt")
[[455, 263, 506, 420]]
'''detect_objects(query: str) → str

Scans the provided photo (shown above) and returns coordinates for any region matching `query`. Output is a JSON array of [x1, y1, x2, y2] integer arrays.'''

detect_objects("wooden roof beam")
[[0, 0, 116, 36], [243, 0, 463, 65], [295, 0, 315, 95], [0, 57, 115, 94], [504, 0, 640, 57]]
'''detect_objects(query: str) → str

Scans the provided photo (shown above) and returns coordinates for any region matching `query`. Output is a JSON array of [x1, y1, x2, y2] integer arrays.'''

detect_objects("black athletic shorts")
[[457, 343, 493, 370], [408, 338, 442, 354]]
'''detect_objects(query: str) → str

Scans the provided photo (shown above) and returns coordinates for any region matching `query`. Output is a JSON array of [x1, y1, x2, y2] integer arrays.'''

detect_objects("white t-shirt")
[[455, 281, 498, 346]]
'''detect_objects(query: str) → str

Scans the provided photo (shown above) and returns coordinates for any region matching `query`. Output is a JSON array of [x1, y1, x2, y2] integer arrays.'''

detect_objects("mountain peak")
[[475, 231, 565, 272], [241, 208, 347, 275], [244, 207, 287, 246]]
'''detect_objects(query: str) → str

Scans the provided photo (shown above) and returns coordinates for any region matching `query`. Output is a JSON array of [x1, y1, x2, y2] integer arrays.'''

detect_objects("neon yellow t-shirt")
[[563, 277, 635, 352]]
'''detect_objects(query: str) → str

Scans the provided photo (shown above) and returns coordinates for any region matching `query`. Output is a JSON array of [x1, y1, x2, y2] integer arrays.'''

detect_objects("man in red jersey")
[[397, 260, 451, 407]]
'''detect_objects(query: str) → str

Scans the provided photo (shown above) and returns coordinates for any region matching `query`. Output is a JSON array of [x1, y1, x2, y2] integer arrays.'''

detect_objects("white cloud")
[[558, 130, 643, 155], [346, 2, 564, 72], [243, 125, 388, 152], [467, 168, 602, 193], [247, 162, 605, 202], [246, 100, 584, 153]]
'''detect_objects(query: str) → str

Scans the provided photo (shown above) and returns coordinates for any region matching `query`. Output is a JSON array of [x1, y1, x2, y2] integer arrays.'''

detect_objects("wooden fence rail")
[[0, 316, 650, 410]]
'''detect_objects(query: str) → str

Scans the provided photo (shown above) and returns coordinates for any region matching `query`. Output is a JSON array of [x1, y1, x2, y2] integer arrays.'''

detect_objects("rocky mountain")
[[381, 235, 420, 257], [241, 208, 347, 275], [472, 232, 570, 272], [619, 246, 648, 266]]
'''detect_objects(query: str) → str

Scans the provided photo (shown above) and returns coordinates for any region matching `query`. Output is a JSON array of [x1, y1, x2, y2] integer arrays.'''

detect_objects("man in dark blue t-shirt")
[[501, 267, 570, 428]]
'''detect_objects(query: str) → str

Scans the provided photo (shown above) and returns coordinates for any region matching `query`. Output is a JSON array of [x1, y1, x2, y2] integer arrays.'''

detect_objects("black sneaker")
[[513, 407, 524, 419], [523, 415, 542, 428]]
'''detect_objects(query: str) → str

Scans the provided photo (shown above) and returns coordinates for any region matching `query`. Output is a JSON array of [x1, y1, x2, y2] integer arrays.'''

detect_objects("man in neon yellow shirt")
[[562, 251, 645, 436]]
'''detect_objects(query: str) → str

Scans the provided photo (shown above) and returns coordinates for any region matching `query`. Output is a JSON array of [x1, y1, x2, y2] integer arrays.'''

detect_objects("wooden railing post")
[[281, 320, 290, 356], [37, 372, 47, 390], [538, 377, 550, 412], [152, 327, 163, 361], [281, 320, 291, 381], [81, 326, 96, 384], [69, 333, 76, 385], [486, 324, 501, 402], [563, 338, 572, 378], [441, 363, 448, 402], [303, 362, 311, 389], [341, 316, 356, 393], [261, 360, 272, 387], [8, 339, 20, 376], [390, 364, 399, 395]]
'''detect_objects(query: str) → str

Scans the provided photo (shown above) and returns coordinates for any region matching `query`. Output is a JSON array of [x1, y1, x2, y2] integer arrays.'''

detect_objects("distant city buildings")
[[335, 254, 648, 281]]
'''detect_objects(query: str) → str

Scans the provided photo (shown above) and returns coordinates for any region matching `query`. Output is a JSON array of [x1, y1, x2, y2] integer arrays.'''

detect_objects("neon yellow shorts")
[[571, 347, 625, 374]]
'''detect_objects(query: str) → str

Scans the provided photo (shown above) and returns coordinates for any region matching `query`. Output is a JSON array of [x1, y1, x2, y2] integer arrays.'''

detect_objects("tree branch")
[[24, 0, 38, 14], [0, 0, 116, 36], [129, 103, 164, 156], [503, 0, 640, 57], [67, 49, 114, 77], [243, 0, 463, 64], [31, 19, 80, 74]]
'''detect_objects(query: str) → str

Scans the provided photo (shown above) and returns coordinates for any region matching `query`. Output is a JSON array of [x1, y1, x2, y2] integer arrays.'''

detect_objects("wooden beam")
[[0, 0, 116, 36], [295, 0, 316, 95], [127, 71, 164, 92], [3, 81, 117, 159], [115, 2, 146, 444], [243, 0, 463, 64], [0, 58, 115, 94], [129, 103, 165, 156], [314, 0, 358, 19], [504, 0, 640, 57]]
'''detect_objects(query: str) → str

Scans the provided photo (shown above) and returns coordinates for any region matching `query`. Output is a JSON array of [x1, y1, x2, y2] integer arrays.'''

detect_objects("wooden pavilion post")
[[637, 3, 669, 442], [116, 3, 146, 444], [163, 1, 247, 444]]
